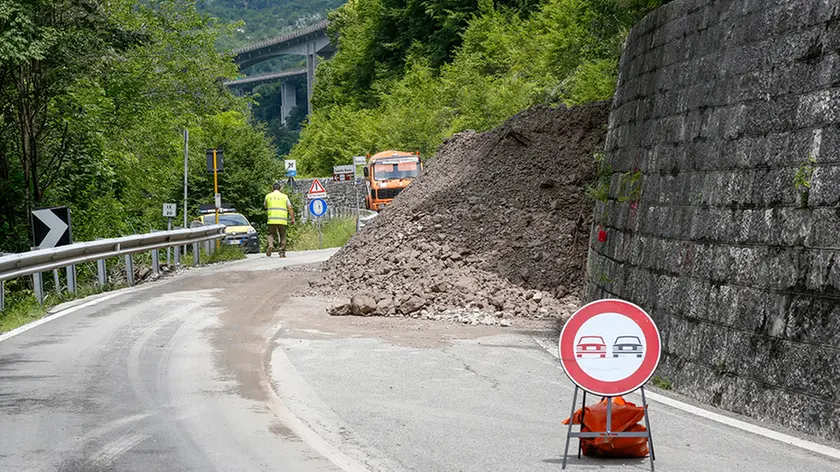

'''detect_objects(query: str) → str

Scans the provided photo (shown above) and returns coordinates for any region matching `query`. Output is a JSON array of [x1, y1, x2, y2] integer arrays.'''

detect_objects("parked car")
[[575, 335, 607, 358], [612, 335, 644, 358], [193, 208, 259, 254]]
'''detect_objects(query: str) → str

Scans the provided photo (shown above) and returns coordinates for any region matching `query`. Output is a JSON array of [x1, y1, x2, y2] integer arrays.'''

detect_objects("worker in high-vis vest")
[[264, 181, 295, 257]]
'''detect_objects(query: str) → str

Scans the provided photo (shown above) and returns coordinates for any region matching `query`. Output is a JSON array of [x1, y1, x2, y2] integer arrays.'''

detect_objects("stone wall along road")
[[586, 0, 840, 441]]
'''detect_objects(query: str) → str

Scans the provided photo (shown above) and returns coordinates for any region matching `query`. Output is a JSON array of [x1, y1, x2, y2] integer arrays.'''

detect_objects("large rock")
[[350, 295, 376, 316], [400, 295, 426, 314], [376, 298, 396, 316], [329, 302, 352, 316]]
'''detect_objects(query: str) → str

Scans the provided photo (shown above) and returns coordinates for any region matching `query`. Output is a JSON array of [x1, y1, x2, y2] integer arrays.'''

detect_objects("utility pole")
[[183, 129, 189, 228], [213, 149, 220, 248]]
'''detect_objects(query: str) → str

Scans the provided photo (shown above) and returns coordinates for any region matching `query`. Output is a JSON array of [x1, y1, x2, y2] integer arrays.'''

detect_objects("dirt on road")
[[318, 103, 610, 325]]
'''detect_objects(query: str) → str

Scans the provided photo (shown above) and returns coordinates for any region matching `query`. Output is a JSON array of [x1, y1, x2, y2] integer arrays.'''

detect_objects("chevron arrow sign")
[[31, 207, 72, 249]]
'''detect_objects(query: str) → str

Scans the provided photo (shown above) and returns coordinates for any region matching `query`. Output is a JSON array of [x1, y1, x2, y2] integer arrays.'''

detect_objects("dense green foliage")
[[0, 0, 284, 254], [290, 0, 666, 175]]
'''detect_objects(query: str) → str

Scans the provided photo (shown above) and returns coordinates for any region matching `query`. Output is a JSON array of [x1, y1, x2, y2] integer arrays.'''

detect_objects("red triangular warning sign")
[[308, 178, 326, 195]]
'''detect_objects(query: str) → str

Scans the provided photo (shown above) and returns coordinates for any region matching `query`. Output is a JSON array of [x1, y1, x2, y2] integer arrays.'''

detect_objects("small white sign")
[[163, 203, 177, 218], [214, 193, 222, 209], [353, 155, 367, 166], [333, 164, 355, 175], [284, 160, 297, 172]]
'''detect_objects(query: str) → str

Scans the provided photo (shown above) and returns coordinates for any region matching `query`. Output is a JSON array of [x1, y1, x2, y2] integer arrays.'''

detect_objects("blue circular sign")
[[308, 198, 327, 217]]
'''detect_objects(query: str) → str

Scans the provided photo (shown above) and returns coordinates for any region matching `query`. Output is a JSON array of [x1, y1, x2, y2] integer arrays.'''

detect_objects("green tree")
[[291, 0, 666, 176]]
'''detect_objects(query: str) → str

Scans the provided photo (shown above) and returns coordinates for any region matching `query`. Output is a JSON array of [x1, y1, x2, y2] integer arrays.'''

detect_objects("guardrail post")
[[125, 254, 134, 286], [33, 272, 44, 304], [0, 281, 4, 311], [174, 245, 180, 266], [53, 269, 61, 294], [193, 242, 200, 265], [67, 265, 76, 294], [152, 249, 160, 276], [97, 259, 107, 287]]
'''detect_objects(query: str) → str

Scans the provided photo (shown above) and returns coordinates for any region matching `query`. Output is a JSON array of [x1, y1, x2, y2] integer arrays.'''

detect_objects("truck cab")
[[363, 150, 422, 211]]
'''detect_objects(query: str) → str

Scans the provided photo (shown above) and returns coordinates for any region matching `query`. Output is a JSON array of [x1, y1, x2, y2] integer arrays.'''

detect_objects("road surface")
[[1, 250, 838, 471]]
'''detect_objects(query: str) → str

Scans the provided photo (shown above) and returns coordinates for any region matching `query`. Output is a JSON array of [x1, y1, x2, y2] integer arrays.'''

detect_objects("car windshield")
[[615, 336, 640, 344], [204, 214, 249, 226], [373, 160, 419, 180], [579, 337, 604, 344]]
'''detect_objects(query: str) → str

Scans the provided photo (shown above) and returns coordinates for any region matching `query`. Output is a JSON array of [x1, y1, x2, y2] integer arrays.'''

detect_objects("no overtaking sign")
[[558, 299, 661, 397]]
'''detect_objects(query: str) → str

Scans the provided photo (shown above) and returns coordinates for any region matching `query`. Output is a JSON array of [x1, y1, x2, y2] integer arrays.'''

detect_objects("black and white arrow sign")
[[32, 207, 72, 249]]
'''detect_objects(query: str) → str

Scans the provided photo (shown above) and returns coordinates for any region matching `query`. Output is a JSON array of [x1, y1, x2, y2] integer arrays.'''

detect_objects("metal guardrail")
[[357, 210, 378, 231], [0, 225, 226, 311]]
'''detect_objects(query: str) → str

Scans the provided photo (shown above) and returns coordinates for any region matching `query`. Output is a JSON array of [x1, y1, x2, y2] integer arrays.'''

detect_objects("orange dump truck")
[[363, 150, 422, 211]]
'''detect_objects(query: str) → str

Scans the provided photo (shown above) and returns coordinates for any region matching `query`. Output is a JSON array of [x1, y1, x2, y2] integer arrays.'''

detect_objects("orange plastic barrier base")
[[562, 396, 650, 458]]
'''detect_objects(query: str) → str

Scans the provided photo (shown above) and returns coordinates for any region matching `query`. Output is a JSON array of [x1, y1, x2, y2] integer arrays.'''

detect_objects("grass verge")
[[287, 217, 357, 251], [0, 283, 126, 334], [199, 244, 247, 265]]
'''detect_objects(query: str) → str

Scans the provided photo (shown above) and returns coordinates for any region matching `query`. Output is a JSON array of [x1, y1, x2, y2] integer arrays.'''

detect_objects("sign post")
[[558, 299, 660, 471], [353, 156, 366, 231], [332, 164, 354, 182], [206, 149, 224, 248], [308, 198, 327, 249], [163, 203, 177, 265], [285, 159, 297, 188], [31, 207, 73, 303]]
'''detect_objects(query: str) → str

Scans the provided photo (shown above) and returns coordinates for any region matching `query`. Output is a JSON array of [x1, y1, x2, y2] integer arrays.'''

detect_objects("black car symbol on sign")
[[612, 335, 644, 358]]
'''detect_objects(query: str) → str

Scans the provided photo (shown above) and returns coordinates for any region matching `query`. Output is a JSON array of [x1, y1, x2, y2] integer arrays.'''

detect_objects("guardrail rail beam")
[[0, 225, 225, 311]]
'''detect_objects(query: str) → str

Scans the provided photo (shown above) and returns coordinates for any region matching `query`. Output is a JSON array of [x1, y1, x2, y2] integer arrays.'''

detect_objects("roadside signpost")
[[285, 160, 297, 187], [32, 207, 72, 249], [307, 178, 327, 200], [206, 148, 223, 247], [332, 164, 354, 182], [559, 299, 660, 470], [31, 207, 74, 301], [285, 159, 297, 177], [306, 180, 327, 249], [163, 203, 177, 265], [352, 156, 367, 231], [308, 198, 327, 217]]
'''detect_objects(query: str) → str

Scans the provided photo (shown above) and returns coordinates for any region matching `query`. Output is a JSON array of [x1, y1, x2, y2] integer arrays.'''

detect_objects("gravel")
[[317, 102, 610, 323]]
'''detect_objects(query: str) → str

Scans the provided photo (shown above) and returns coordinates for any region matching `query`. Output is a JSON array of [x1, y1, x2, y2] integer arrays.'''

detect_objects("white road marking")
[[532, 335, 840, 461], [0, 292, 124, 343]]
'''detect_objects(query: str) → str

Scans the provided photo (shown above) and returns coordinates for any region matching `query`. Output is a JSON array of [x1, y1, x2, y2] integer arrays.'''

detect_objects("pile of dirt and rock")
[[318, 102, 610, 324]]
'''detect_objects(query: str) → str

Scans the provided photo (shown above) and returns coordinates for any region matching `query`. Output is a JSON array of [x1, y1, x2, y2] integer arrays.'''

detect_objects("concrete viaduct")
[[225, 20, 336, 124]]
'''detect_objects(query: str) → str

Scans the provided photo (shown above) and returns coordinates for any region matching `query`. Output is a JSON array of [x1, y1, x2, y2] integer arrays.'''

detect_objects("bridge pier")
[[305, 42, 318, 115], [281, 80, 297, 125]]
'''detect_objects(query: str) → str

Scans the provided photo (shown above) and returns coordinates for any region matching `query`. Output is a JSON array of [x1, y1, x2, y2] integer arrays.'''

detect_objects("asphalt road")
[[0, 250, 345, 472], [2, 250, 839, 472], [270, 299, 840, 472]]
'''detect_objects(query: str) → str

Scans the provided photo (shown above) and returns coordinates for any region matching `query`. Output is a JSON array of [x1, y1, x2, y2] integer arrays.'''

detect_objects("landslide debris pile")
[[321, 103, 610, 324]]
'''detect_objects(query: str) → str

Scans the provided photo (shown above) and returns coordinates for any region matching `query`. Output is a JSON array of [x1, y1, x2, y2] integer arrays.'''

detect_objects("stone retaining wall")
[[291, 177, 367, 211], [586, 0, 840, 440]]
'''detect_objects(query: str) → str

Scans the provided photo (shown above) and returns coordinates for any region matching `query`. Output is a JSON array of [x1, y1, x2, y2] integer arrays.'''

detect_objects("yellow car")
[[198, 211, 259, 253]]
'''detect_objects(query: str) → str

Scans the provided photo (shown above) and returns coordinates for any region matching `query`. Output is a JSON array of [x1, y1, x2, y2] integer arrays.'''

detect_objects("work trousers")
[[267, 224, 288, 254]]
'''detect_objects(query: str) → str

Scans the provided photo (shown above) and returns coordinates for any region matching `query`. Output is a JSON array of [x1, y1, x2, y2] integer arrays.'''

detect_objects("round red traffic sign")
[[558, 299, 661, 396]]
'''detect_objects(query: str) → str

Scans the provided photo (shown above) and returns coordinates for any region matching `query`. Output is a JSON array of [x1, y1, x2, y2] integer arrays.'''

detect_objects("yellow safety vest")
[[265, 191, 290, 225]]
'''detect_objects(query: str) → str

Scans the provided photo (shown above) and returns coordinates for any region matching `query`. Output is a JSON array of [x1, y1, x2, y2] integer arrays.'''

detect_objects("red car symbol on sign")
[[575, 336, 607, 358]]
